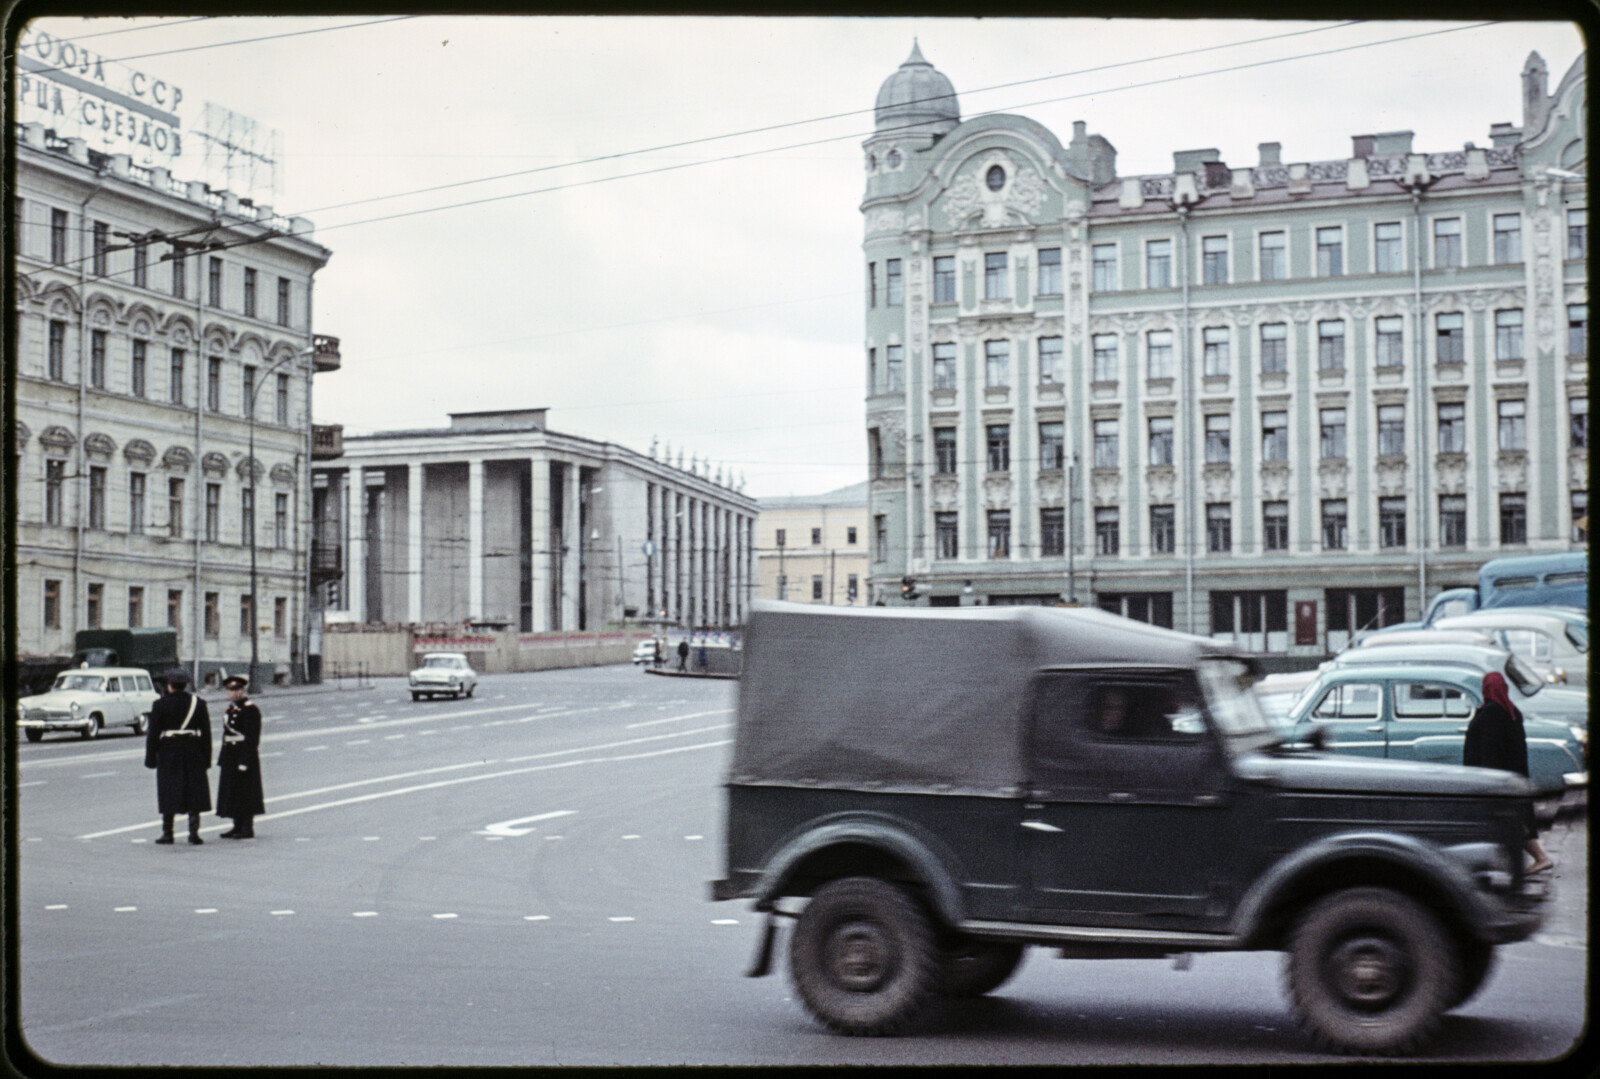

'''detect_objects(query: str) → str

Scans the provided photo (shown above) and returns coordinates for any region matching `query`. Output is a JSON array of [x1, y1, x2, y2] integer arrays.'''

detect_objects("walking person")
[[1463, 670, 1555, 873], [216, 675, 265, 839], [676, 638, 690, 672], [144, 668, 213, 845], [652, 636, 664, 669]]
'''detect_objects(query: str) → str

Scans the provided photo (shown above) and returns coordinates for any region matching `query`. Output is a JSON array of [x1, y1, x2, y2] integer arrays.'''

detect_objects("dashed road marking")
[[345, 739, 371, 746], [419, 836, 437, 841], [195, 908, 217, 914], [524, 915, 549, 921], [26, 837, 42, 843], [609, 916, 635, 922], [80, 771, 116, 779], [114, 907, 136, 912], [294, 837, 310, 842], [622, 835, 640, 840], [433, 913, 458, 920], [45, 904, 67, 910], [261, 751, 284, 758], [19, 781, 46, 788], [684, 835, 703, 841], [418, 730, 439, 736], [384, 734, 405, 740], [353, 911, 378, 918], [712, 919, 739, 925], [270, 910, 295, 916], [303, 745, 328, 752], [362, 836, 381, 841]]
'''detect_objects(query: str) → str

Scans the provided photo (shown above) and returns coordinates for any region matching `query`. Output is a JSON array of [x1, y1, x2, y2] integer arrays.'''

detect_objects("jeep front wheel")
[[935, 936, 1024, 997], [788, 877, 937, 1036], [1286, 886, 1458, 1055]]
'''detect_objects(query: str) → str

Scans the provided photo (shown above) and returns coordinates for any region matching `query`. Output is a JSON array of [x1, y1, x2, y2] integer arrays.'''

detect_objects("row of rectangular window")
[[914, 490, 1587, 562], [37, 466, 290, 545], [871, 211, 1585, 307], [770, 526, 860, 547], [41, 208, 297, 324], [926, 396, 1585, 476], [42, 580, 288, 639], [43, 322, 296, 419], [872, 305, 1586, 397]]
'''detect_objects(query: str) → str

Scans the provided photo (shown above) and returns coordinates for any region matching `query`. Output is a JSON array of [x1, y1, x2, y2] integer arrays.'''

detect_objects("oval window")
[[886, 148, 903, 169], [986, 164, 1006, 191]]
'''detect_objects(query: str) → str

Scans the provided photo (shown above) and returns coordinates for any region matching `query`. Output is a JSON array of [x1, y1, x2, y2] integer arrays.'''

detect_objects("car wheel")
[[1449, 937, 1496, 1009], [466, 684, 474, 698], [1286, 886, 1457, 1055], [133, 714, 149, 736], [789, 877, 938, 1036], [933, 935, 1025, 997], [24, 729, 43, 743], [81, 714, 102, 740]]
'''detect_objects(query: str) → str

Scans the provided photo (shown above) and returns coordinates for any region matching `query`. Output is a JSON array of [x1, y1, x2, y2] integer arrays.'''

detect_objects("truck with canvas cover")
[[18, 628, 180, 697], [711, 601, 1548, 1055]]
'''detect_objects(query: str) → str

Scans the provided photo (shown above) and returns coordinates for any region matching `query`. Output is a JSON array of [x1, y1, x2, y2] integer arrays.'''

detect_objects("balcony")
[[312, 334, 342, 373], [310, 538, 343, 583], [312, 424, 344, 460]]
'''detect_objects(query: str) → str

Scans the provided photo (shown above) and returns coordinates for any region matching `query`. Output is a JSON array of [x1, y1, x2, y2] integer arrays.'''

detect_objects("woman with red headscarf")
[[1463, 670, 1554, 873]]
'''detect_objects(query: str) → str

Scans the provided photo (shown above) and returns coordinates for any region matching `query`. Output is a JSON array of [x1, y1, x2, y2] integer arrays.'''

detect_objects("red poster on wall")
[[1294, 601, 1318, 646]]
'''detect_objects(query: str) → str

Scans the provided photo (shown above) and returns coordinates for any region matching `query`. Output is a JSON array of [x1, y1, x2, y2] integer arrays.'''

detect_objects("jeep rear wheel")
[[935, 936, 1024, 997], [1286, 887, 1458, 1055], [789, 877, 937, 1036]]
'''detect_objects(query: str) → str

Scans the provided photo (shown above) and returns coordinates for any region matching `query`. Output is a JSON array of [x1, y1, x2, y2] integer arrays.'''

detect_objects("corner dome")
[[874, 41, 960, 133]]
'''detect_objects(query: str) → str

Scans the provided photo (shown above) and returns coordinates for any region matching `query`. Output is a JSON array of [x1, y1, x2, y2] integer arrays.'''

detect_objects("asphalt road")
[[11, 665, 1589, 1066]]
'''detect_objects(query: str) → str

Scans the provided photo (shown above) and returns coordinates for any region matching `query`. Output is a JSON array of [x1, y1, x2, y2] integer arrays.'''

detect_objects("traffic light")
[[900, 576, 919, 601]]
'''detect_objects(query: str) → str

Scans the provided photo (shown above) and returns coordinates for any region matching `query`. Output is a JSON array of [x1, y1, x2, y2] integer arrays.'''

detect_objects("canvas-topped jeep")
[[710, 601, 1548, 1055]]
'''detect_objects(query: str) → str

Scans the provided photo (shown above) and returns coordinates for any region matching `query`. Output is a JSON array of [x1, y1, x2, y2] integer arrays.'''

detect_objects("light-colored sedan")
[[408, 653, 479, 701], [18, 668, 158, 741], [1434, 610, 1590, 687]]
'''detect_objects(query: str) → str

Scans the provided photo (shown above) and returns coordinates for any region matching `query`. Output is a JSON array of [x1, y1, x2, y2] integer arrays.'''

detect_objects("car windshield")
[[422, 656, 461, 669], [1504, 653, 1543, 696], [1566, 623, 1589, 652], [1197, 658, 1273, 742], [55, 674, 106, 692]]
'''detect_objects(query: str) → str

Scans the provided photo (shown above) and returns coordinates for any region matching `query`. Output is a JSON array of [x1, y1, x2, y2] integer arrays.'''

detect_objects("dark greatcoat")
[[1462, 699, 1536, 833], [216, 699, 266, 819], [144, 690, 213, 814]]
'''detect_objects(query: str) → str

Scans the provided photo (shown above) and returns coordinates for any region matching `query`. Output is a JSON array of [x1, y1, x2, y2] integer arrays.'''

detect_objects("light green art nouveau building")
[[862, 44, 1587, 658]]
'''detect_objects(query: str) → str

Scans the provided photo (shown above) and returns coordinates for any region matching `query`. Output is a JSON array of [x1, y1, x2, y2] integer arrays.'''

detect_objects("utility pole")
[[1066, 452, 1079, 603]]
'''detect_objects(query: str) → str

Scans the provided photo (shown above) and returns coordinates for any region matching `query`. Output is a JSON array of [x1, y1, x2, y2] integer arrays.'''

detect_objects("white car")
[[409, 653, 479, 701], [1434, 610, 1590, 687], [632, 640, 661, 666], [18, 667, 158, 741]]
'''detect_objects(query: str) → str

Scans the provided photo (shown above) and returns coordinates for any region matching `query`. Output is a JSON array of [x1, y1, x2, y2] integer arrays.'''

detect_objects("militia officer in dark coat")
[[216, 675, 265, 838], [144, 667, 213, 845]]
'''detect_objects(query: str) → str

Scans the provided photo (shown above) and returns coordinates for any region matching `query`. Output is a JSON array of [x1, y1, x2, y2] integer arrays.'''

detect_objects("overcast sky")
[[19, 15, 1585, 498]]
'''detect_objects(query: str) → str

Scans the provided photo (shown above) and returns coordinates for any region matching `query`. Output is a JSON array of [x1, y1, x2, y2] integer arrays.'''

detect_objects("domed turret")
[[874, 40, 959, 135]]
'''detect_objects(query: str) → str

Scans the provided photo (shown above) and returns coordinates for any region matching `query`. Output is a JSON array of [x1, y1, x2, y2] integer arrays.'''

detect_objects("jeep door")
[[1020, 670, 1240, 929]]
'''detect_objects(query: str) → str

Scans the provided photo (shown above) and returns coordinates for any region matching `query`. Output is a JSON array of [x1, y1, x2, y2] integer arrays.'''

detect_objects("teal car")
[[1285, 662, 1587, 797]]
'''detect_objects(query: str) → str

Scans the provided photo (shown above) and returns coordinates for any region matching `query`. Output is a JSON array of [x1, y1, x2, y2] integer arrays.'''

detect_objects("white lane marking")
[[294, 837, 310, 842], [712, 919, 739, 925], [195, 908, 217, 914], [80, 771, 117, 779], [345, 739, 371, 746], [384, 734, 405, 740], [433, 913, 458, 920], [419, 836, 437, 841], [25, 838, 42, 843], [684, 835, 703, 841], [353, 911, 378, 918], [608, 917, 635, 923], [625, 708, 733, 729], [270, 910, 294, 916], [45, 904, 67, 910], [362, 836, 380, 842], [77, 728, 730, 839], [261, 751, 284, 758], [114, 907, 136, 912], [131, 838, 146, 844], [483, 835, 503, 841], [303, 745, 329, 752], [19, 781, 46, 788], [621, 835, 640, 840], [524, 915, 549, 921], [418, 730, 439, 736], [476, 810, 577, 838]]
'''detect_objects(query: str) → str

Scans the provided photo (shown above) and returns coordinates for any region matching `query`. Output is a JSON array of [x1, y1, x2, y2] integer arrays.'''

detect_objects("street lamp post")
[[246, 347, 311, 692]]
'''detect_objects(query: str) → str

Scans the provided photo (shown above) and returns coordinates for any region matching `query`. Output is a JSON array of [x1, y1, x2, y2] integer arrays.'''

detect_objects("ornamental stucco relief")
[[864, 206, 906, 235], [931, 477, 959, 511], [1259, 463, 1289, 501], [1147, 466, 1176, 504], [1202, 464, 1232, 502], [1317, 460, 1348, 498], [1496, 452, 1528, 492], [983, 474, 1012, 509], [1375, 459, 1407, 497], [1036, 473, 1064, 506], [1435, 453, 1467, 494], [1091, 469, 1120, 507], [939, 155, 1050, 229]]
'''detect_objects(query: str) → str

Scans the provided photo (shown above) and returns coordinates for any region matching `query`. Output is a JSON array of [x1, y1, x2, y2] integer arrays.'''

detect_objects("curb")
[[643, 668, 740, 681]]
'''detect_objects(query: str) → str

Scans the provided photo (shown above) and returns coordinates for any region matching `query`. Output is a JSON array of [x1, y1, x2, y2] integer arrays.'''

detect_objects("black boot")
[[219, 820, 240, 838], [187, 813, 203, 845], [235, 815, 254, 839], [156, 814, 175, 844]]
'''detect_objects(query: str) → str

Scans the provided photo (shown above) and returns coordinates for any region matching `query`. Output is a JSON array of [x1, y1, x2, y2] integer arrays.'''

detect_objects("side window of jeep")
[[1082, 683, 1205, 742]]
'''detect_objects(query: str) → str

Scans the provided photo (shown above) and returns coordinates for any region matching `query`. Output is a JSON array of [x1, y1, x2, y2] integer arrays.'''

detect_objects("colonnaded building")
[[310, 410, 758, 633], [13, 122, 339, 683], [862, 44, 1587, 655]]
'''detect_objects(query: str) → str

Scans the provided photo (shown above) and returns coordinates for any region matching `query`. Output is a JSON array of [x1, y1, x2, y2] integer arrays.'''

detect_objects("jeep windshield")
[[1197, 658, 1275, 748]]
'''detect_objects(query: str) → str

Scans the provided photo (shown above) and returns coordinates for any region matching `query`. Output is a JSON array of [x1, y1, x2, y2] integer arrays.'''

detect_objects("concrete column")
[[468, 457, 484, 622], [529, 457, 550, 631], [407, 462, 423, 622], [348, 467, 366, 620], [562, 463, 581, 630]]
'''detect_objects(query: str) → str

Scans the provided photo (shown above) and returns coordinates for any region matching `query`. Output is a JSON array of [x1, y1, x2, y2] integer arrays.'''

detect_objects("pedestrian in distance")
[[1463, 670, 1555, 874], [697, 640, 709, 671], [677, 638, 690, 672], [653, 636, 664, 669], [216, 675, 265, 839], [144, 667, 213, 845]]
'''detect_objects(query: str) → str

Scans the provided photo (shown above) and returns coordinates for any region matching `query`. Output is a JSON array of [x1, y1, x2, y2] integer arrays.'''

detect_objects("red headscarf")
[[1481, 671, 1521, 723]]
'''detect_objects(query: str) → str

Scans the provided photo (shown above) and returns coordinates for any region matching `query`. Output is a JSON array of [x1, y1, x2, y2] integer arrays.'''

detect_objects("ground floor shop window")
[[1097, 592, 1173, 629], [1325, 587, 1405, 652], [1209, 590, 1288, 653]]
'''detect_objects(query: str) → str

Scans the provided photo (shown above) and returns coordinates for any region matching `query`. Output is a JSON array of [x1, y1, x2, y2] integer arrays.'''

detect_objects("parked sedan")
[[17, 668, 158, 741], [1331, 641, 1589, 731], [1283, 662, 1587, 796], [1434, 609, 1590, 687], [408, 653, 478, 701]]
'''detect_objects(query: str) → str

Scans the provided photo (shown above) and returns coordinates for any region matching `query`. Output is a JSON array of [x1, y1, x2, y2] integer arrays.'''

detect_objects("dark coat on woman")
[[145, 690, 213, 814], [1463, 695, 1535, 834], [216, 698, 266, 819]]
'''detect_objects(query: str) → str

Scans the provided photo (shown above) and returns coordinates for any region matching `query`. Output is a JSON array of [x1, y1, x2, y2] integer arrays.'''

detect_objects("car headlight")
[[69, 701, 81, 715]]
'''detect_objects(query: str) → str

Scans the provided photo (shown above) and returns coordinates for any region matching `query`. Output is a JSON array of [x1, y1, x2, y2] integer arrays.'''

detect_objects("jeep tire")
[[934, 936, 1025, 997], [789, 877, 937, 1036], [1286, 886, 1458, 1055]]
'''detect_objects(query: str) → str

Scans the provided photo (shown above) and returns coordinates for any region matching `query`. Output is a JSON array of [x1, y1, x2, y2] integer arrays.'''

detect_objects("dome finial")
[[906, 38, 927, 66]]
